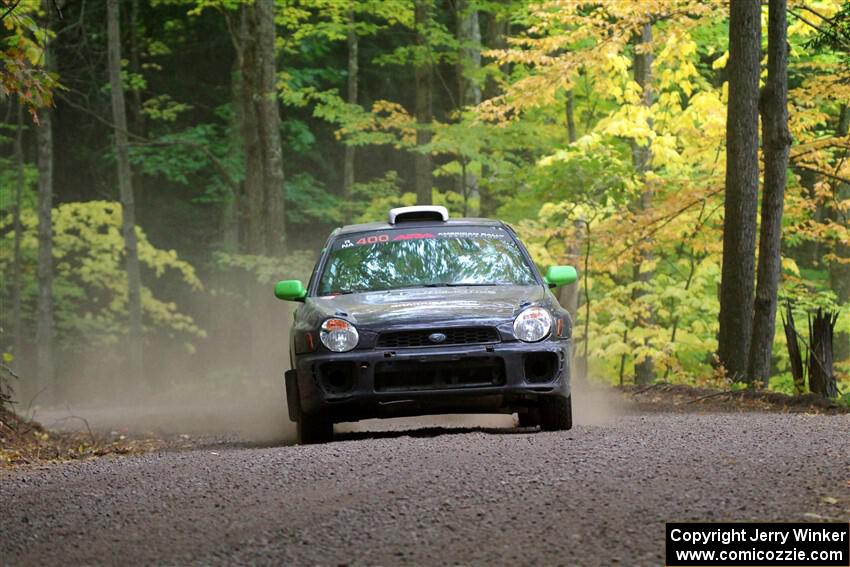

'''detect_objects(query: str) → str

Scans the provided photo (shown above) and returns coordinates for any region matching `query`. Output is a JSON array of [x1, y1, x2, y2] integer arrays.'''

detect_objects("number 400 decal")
[[355, 234, 389, 245]]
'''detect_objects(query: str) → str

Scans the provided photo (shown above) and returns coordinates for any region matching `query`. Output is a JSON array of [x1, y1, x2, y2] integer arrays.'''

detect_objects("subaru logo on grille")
[[428, 332, 447, 344]]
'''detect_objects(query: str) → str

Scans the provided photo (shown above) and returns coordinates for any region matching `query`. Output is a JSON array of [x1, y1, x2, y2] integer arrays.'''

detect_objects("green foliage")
[[285, 173, 342, 225], [128, 119, 241, 206], [0, 153, 38, 214], [141, 94, 191, 121]]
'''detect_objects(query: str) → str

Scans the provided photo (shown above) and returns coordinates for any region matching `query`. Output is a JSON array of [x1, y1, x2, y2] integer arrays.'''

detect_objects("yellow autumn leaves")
[[0, 201, 205, 348]]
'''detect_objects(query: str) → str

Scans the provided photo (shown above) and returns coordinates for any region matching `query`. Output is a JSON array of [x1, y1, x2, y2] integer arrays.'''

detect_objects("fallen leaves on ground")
[[0, 407, 167, 467], [621, 383, 850, 415]]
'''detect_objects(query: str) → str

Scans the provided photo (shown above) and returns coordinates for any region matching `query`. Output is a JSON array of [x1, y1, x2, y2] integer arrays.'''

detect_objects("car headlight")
[[320, 318, 359, 352], [513, 307, 552, 342]]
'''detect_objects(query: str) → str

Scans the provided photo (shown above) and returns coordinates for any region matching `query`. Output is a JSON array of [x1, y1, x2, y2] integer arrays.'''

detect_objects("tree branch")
[[793, 163, 850, 186], [0, 0, 22, 23], [56, 91, 241, 193]]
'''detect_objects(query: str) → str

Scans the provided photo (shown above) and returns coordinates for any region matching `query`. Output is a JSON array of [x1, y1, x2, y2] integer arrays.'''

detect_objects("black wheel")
[[297, 413, 333, 444], [517, 407, 540, 428], [539, 395, 572, 431]]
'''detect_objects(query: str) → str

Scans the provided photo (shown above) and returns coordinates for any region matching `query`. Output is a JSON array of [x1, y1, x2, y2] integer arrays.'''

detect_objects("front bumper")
[[287, 339, 571, 423]]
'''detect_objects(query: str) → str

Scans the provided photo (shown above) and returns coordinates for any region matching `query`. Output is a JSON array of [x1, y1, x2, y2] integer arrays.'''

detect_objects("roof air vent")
[[388, 205, 449, 225]]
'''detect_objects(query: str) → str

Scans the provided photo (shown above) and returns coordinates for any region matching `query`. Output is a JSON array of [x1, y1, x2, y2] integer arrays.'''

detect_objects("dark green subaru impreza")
[[275, 206, 578, 444]]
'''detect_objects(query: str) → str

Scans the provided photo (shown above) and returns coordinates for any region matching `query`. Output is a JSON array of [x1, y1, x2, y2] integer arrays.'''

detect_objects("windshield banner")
[[332, 228, 510, 250]]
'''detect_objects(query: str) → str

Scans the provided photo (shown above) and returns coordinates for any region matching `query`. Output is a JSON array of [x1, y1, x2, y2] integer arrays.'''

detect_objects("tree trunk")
[[573, 220, 593, 381], [35, 1, 56, 396], [827, 105, 850, 363], [456, 0, 482, 108], [342, 10, 358, 209], [558, 94, 581, 321], [781, 304, 805, 395], [807, 309, 839, 398], [237, 5, 264, 255], [12, 97, 25, 365], [107, 0, 144, 383], [414, 0, 433, 205], [718, 0, 761, 382], [565, 89, 577, 144], [558, 218, 582, 320], [35, 99, 55, 393], [631, 22, 655, 385], [455, 0, 481, 211], [253, 0, 285, 255], [231, 1, 287, 381], [479, 11, 508, 217], [237, 1, 285, 256], [748, 0, 790, 388], [222, 56, 242, 252]]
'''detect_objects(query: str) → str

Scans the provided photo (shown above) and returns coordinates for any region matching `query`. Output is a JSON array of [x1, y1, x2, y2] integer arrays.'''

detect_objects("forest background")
[[1, 0, 848, 412]]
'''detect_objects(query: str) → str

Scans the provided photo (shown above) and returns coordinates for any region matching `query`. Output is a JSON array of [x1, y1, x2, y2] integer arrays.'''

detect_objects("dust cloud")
[[570, 376, 626, 425], [20, 273, 298, 445]]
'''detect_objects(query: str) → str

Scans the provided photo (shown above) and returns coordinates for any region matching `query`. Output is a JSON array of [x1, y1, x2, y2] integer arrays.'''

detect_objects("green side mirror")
[[274, 279, 307, 301], [544, 265, 578, 288]]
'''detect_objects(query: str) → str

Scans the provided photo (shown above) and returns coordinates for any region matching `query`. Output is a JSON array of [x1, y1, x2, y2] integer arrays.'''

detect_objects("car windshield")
[[318, 227, 537, 295]]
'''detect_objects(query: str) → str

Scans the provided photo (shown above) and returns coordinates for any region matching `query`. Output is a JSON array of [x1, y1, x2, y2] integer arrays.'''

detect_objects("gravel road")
[[2, 409, 849, 566]]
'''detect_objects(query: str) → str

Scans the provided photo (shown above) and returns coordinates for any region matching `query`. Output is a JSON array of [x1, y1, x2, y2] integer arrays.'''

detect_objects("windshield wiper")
[[408, 282, 511, 288]]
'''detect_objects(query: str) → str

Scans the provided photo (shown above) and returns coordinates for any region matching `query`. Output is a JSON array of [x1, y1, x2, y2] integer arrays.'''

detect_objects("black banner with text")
[[665, 522, 849, 566]]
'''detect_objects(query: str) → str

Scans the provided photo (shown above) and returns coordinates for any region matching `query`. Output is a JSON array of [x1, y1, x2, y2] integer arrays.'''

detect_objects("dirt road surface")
[[2, 402, 849, 566]]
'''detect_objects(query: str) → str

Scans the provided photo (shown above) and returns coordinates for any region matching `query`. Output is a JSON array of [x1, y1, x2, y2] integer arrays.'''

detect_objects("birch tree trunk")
[[749, 0, 790, 387], [107, 0, 144, 383], [718, 0, 761, 382], [414, 0, 433, 206]]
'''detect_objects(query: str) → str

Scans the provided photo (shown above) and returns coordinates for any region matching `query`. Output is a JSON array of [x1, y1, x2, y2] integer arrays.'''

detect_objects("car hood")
[[305, 285, 548, 329]]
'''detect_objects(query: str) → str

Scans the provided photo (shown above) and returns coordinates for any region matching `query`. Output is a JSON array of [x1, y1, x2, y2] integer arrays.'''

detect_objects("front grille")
[[376, 327, 500, 349]]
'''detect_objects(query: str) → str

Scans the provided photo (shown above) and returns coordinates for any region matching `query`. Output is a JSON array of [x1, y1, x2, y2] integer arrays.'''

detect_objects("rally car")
[[275, 206, 578, 444]]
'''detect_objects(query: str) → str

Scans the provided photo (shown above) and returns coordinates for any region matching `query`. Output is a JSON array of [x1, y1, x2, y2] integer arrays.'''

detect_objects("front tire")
[[539, 395, 572, 431], [297, 413, 333, 444]]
